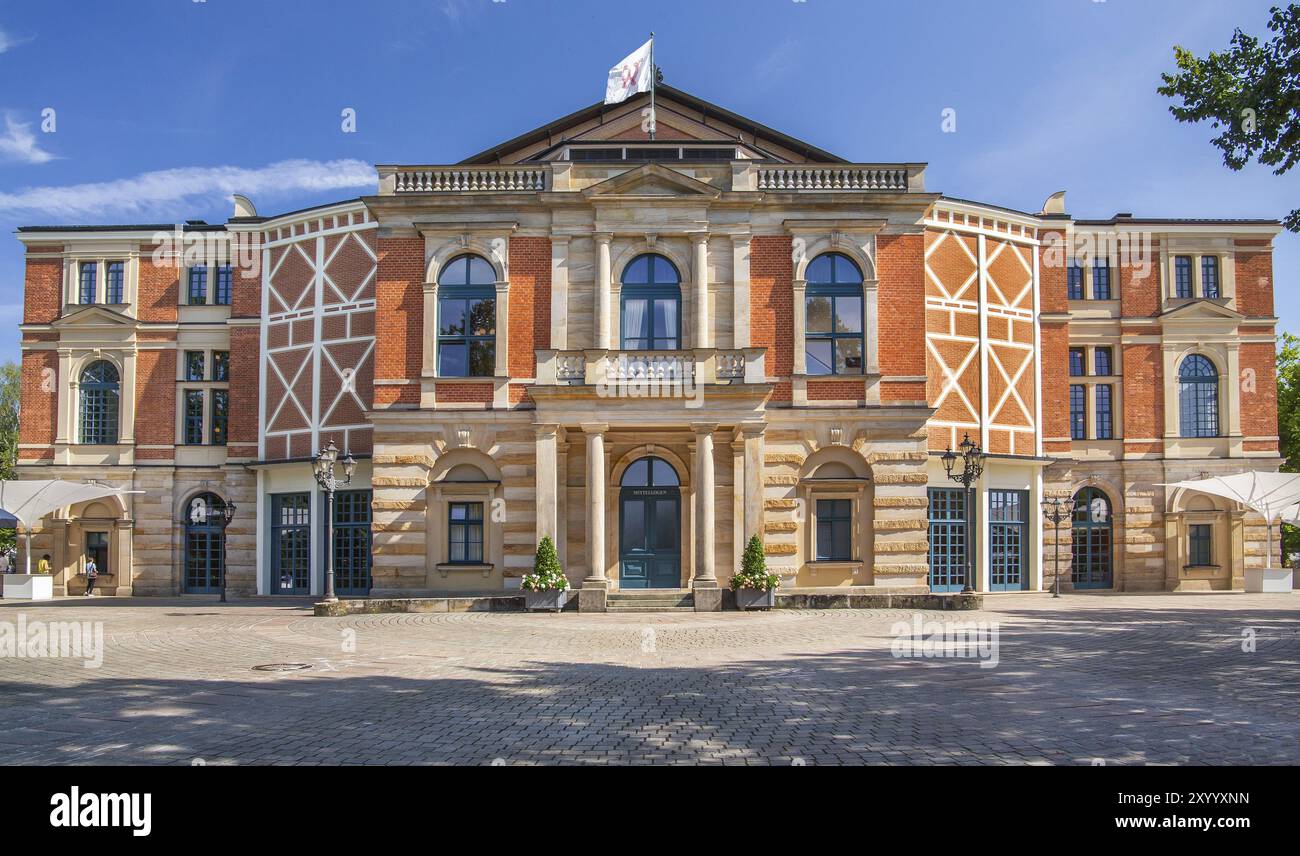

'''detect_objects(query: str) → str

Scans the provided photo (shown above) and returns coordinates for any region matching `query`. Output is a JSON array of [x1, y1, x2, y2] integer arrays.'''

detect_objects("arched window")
[[620, 456, 680, 487], [1071, 487, 1112, 589], [437, 254, 497, 377], [79, 360, 120, 445], [1178, 354, 1219, 438], [621, 254, 680, 350], [805, 252, 864, 375], [184, 492, 227, 593]]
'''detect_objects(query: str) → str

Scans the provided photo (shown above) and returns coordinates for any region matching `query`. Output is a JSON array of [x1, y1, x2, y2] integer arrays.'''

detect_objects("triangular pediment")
[[581, 163, 722, 200], [460, 84, 846, 165], [1160, 299, 1244, 322], [50, 305, 137, 328]]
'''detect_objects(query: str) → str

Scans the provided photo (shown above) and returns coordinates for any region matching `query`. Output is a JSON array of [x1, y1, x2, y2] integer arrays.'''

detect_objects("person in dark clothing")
[[84, 556, 98, 597]]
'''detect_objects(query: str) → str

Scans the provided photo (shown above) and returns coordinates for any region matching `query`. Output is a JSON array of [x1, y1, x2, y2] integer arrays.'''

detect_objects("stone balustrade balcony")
[[535, 348, 766, 387]]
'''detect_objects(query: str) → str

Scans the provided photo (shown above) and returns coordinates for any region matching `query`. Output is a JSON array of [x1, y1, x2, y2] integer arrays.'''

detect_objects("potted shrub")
[[731, 534, 779, 610], [520, 535, 569, 612]]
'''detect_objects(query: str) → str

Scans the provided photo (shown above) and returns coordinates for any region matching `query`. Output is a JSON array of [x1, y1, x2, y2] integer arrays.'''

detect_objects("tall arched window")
[[1178, 354, 1219, 438], [79, 360, 120, 445], [1071, 487, 1112, 589], [805, 252, 864, 375], [184, 492, 227, 593], [621, 254, 680, 350], [437, 254, 497, 377]]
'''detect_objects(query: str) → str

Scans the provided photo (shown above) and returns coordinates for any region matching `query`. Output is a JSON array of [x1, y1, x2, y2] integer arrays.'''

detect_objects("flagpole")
[[648, 32, 656, 141]]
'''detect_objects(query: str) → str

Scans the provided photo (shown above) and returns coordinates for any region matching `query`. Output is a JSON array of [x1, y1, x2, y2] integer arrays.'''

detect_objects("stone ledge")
[[314, 595, 524, 616], [775, 591, 983, 611]]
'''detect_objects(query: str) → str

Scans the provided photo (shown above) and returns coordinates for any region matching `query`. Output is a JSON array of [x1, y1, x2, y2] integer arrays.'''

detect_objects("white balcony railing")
[[756, 165, 912, 192], [535, 348, 764, 386], [387, 166, 548, 193], [606, 351, 695, 382]]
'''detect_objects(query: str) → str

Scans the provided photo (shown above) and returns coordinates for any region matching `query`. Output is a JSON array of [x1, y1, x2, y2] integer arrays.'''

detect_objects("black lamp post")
[[1040, 496, 1076, 599], [215, 497, 236, 603], [942, 433, 985, 594], [313, 439, 356, 603]]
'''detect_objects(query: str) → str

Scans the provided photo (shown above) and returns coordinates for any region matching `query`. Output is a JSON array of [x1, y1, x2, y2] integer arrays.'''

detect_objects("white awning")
[[0, 480, 141, 575], [1159, 472, 1300, 569]]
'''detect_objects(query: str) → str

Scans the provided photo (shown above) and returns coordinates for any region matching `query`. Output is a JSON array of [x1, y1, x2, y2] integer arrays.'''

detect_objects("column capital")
[[534, 422, 560, 439], [738, 420, 767, 439], [594, 232, 613, 245], [690, 422, 720, 436], [580, 422, 609, 435], [422, 280, 438, 293], [690, 232, 710, 246]]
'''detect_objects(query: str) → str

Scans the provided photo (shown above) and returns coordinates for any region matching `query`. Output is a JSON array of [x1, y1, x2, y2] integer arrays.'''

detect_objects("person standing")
[[38, 554, 51, 574], [84, 556, 98, 597]]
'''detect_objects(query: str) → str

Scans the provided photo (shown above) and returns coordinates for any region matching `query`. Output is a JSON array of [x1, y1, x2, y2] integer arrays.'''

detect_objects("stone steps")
[[606, 589, 695, 613]]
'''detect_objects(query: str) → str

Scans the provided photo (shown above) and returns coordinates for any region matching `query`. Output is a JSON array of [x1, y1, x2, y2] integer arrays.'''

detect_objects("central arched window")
[[805, 252, 864, 375], [1071, 487, 1113, 589], [621, 254, 680, 350], [621, 456, 680, 487], [1178, 354, 1219, 438], [437, 254, 496, 377], [184, 492, 227, 593], [79, 360, 120, 445]]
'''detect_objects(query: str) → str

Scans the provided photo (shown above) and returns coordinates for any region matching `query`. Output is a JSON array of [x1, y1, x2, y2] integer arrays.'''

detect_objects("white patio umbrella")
[[1159, 471, 1300, 571], [0, 480, 140, 575]]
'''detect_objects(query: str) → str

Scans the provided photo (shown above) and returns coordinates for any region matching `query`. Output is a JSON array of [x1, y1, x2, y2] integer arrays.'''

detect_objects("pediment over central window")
[[580, 163, 722, 200]]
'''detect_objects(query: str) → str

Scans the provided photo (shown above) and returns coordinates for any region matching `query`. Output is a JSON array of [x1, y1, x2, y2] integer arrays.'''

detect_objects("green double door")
[[619, 487, 681, 589]]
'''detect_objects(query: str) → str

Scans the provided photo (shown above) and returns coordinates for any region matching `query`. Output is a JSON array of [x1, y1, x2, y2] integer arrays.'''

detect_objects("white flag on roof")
[[605, 39, 654, 105]]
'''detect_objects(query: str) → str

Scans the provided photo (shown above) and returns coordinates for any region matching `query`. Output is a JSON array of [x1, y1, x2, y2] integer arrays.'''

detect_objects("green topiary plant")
[[520, 535, 569, 592], [730, 534, 780, 591]]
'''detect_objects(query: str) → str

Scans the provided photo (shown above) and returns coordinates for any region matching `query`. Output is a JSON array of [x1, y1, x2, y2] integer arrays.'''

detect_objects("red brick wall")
[[1122, 343, 1164, 443], [1241, 340, 1279, 444], [1040, 323, 1070, 452], [23, 255, 63, 325], [750, 236, 792, 398], [227, 325, 260, 458], [137, 249, 178, 322], [134, 348, 176, 455], [1235, 246, 1274, 318], [1119, 238, 1160, 317], [508, 236, 550, 378], [877, 234, 926, 379], [374, 236, 423, 406], [18, 349, 57, 459], [436, 382, 494, 403]]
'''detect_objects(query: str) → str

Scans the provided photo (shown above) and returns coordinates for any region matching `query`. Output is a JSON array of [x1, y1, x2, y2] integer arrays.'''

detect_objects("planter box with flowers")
[[520, 535, 570, 612], [731, 534, 780, 610]]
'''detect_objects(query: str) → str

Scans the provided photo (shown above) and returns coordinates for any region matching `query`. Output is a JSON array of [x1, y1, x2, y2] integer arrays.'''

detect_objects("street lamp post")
[[216, 497, 236, 603], [1039, 496, 1076, 598], [312, 439, 356, 603], [942, 433, 985, 594]]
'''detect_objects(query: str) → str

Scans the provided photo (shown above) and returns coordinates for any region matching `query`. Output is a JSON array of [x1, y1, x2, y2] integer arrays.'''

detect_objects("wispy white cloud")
[[0, 113, 56, 164], [0, 26, 33, 53], [756, 37, 801, 84], [0, 158, 375, 218]]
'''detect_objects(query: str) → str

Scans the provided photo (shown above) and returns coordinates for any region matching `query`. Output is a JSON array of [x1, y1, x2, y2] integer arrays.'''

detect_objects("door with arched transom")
[[619, 457, 681, 589]]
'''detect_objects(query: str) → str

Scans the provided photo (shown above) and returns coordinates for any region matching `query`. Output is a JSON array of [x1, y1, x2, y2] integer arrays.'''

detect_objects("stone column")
[[421, 280, 438, 377], [693, 234, 710, 349], [494, 280, 510, 377], [692, 422, 722, 611], [580, 422, 609, 612], [535, 424, 559, 545], [740, 422, 766, 543], [596, 234, 612, 350], [792, 278, 808, 375]]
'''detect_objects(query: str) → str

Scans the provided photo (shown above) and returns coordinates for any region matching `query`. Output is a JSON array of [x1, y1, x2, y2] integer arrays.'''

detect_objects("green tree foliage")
[[1157, 4, 1300, 230], [731, 534, 779, 591], [1278, 334, 1300, 558], [520, 535, 568, 591], [0, 361, 18, 553]]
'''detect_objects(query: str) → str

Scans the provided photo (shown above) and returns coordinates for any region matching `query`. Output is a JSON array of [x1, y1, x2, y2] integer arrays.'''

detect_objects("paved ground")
[[1, 592, 1297, 765]]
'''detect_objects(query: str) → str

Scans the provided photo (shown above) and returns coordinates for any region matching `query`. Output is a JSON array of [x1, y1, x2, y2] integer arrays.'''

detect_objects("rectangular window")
[[814, 498, 853, 561], [1188, 523, 1213, 566], [215, 265, 232, 305], [1092, 260, 1111, 300], [1070, 384, 1087, 440], [210, 390, 228, 447], [437, 293, 495, 377], [1174, 255, 1193, 298], [1067, 260, 1084, 300], [448, 502, 485, 563], [187, 266, 208, 305], [105, 261, 124, 303], [988, 489, 1027, 591], [805, 292, 864, 376], [1095, 384, 1113, 440], [333, 490, 373, 595], [1069, 347, 1086, 377], [1094, 347, 1112, 376], [184, 351, 205, 382], [79, 262, 97, 304], [927, 488, 968, 592], [1201, 256, 1219, 298], [271, 493, 311, 594], [184, 390, 205, 445], [212, 351, 229, 382]]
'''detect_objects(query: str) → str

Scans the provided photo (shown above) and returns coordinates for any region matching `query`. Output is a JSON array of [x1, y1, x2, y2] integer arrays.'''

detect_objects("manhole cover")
[[252, 663, 312, 672]]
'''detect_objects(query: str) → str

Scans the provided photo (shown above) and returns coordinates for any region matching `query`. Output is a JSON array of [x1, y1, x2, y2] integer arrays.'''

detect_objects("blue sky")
[[0, 0, 1296, 365]]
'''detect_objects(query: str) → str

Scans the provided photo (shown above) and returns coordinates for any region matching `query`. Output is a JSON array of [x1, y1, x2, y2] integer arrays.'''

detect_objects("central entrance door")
[[619, 457, 681, 589]]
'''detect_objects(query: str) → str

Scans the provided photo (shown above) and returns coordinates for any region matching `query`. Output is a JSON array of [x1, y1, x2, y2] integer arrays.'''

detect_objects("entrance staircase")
[[605, 589, 695, 613]]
